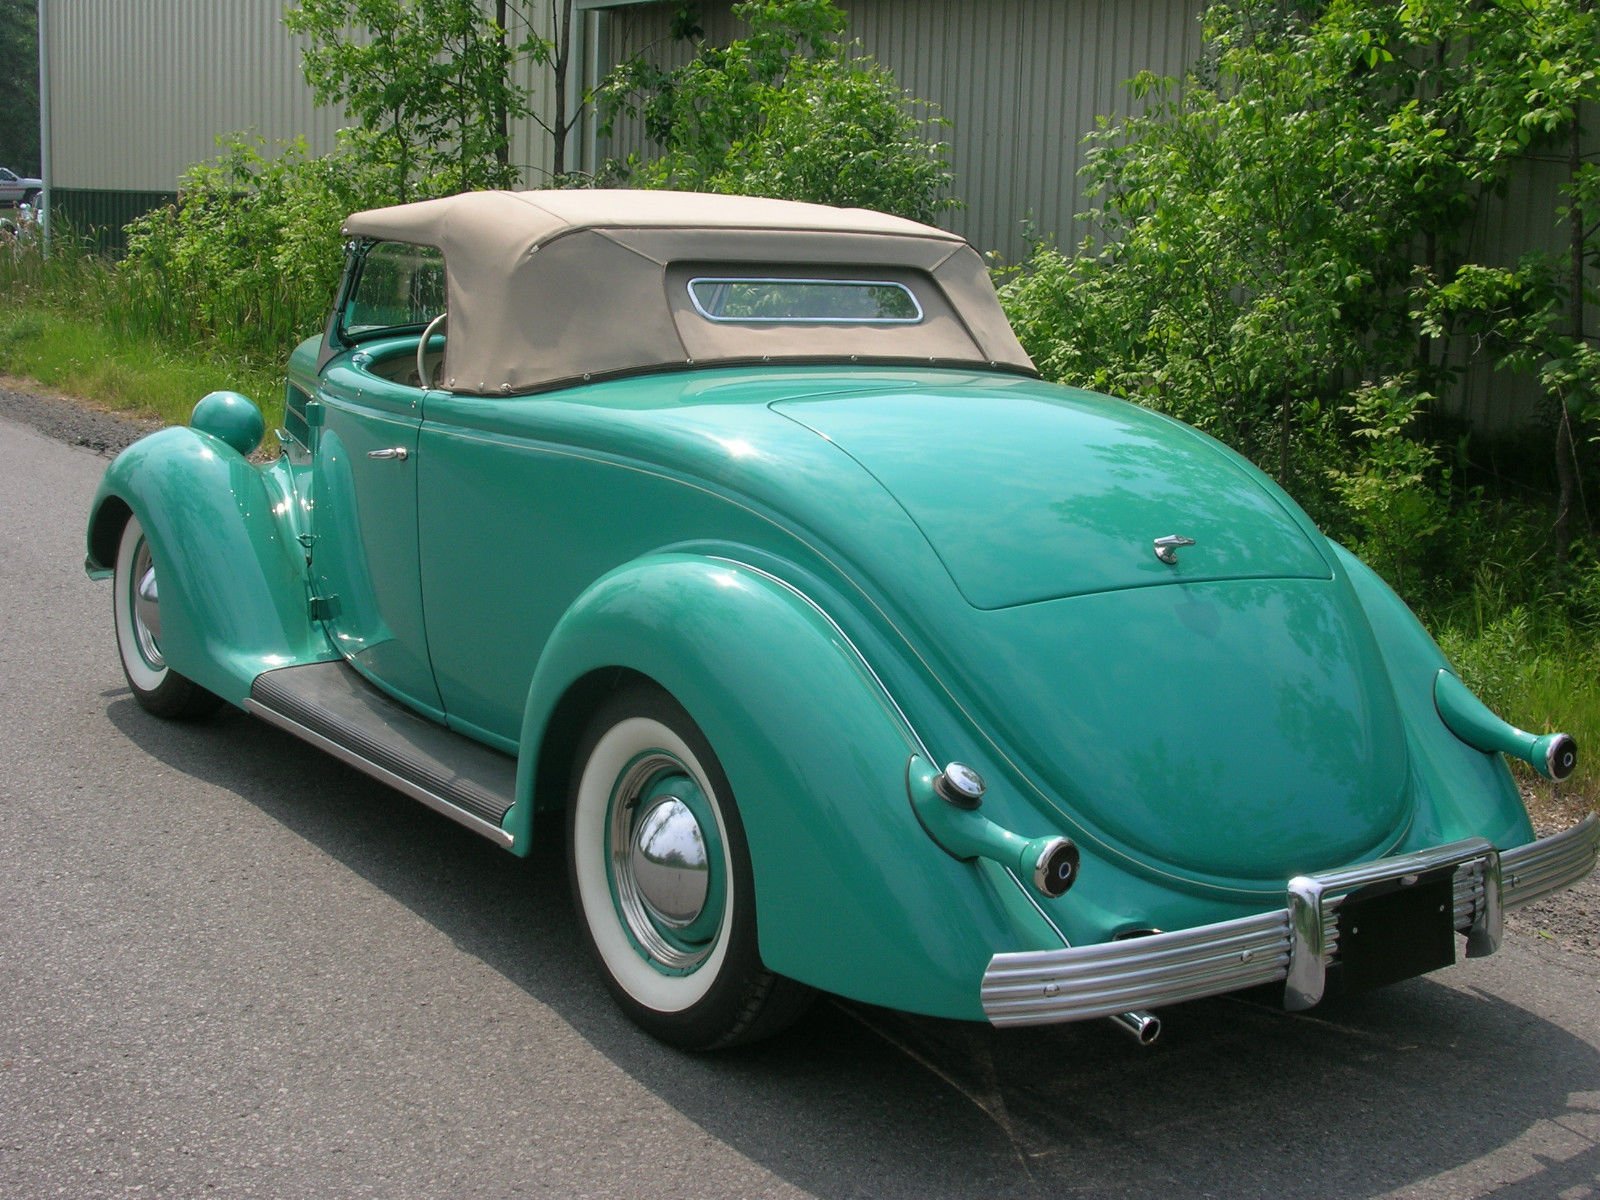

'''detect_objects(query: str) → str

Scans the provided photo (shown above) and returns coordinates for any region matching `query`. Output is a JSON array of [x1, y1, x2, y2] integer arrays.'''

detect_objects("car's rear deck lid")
[[776, 383, 1333, 609]]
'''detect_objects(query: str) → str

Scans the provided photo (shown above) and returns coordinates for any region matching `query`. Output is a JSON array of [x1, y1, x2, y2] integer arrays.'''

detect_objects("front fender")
[[513, 553, 1067, 1018], [86, 427, 334, 705], [1333, 544, 1532, 849]]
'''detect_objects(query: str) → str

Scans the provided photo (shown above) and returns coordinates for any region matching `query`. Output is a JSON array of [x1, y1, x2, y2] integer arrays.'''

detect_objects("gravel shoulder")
[[0, 376, 162, 457], [8, 376, 1595, 961]]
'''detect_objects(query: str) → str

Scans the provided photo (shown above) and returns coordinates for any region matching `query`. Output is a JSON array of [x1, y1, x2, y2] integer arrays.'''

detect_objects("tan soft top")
[[343, 190, 1035, 395]]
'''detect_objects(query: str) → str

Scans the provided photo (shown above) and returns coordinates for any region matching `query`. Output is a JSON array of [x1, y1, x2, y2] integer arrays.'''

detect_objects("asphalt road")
[[3, 408, 1599, 1200]]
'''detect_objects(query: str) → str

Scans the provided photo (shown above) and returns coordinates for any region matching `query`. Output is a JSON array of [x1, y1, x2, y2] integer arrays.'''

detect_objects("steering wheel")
[[418, 312, 448, 389]]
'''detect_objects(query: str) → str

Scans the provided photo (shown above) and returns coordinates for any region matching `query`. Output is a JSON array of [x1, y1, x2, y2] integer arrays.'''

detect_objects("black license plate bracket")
[[1335, 866, 1457, 994]]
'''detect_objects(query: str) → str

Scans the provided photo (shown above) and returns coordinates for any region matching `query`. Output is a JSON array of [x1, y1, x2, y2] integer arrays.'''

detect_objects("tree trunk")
[[552, 0, 573, 178], [495, 0, 511, 172], [1279, 381, 1292, 490], [1552, 112, 1584, 561]]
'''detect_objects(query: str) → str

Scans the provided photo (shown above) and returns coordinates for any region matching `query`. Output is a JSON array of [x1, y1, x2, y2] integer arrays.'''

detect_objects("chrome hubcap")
[[630, 797, 710, 929], [608, 753, 725, 972], [131, 539, 164, 669]]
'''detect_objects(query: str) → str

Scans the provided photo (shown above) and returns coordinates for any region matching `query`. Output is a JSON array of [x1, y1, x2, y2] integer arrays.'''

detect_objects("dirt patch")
[[0, 379, 160, 457]]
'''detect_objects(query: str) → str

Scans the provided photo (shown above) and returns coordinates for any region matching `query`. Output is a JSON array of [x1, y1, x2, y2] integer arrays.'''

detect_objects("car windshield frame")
[[335, 239, 447, 346]]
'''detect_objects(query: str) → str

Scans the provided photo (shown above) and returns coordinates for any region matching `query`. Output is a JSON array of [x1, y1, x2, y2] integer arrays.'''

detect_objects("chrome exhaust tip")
[[1110, 1010, 1161, 1045]]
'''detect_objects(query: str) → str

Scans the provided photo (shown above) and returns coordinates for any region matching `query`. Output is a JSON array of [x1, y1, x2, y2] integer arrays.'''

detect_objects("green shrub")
[[598, 0, 956, 223], [117, 135, 391, 361], [998, 0, 1599, 583]]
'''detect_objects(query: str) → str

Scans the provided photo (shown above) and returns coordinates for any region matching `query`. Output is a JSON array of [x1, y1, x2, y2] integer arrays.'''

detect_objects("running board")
[[246, 661, 516, 847]]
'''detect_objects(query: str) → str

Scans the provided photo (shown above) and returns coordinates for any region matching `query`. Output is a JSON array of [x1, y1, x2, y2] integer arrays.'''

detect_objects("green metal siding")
[[50, 188, 178, 252]]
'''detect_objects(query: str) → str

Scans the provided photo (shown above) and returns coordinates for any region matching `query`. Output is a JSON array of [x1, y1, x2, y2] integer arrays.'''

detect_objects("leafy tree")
[[0, 0, 39, 175], [1001, 0, 1599, 578], [500, 1, 581, 178], [286, 0, 514, 200], [597, 0, 956, 223], [286, 0, 588, 197]]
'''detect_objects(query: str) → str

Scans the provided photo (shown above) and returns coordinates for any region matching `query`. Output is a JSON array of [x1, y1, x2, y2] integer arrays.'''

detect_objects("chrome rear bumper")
[[981, 814, 1598, 1027]]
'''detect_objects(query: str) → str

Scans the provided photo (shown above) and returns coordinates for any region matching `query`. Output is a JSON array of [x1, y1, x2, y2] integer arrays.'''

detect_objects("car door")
[[310, 240, 446, 715], [0, 170, 20, 204]]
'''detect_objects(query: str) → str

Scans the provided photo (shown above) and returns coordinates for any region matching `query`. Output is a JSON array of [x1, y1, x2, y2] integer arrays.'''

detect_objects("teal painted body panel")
[[85, 427, 335, 704], [87, 344, 1555, 1023], [1330, 546, 1533, 850], [776, 385, 1332, 609], [412, 374, 930, 744], [311, 362, 443, 713], [512, 554, 1068, 1017], [950, 577, 1411, 887]]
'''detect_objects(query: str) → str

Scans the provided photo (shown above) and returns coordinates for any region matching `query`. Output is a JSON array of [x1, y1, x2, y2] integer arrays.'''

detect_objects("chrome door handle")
[[367, 447, 409, 461]]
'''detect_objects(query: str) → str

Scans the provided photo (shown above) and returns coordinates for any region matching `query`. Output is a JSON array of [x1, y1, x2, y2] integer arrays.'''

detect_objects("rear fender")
[[512, 553, 1067, 1018], [1334, 545, 1533, 848], [86, 427, 334, 705]]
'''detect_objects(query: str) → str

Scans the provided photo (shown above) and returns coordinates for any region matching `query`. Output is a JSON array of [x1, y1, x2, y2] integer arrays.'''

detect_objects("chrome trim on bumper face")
[[1285, 836, 1498, 1010], [1501, 813, 1600, 909], [981, 814, 1598, 1028]]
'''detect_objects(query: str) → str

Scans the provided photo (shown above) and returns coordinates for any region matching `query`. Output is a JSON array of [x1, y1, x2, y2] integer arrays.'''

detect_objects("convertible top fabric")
[[343, 190, 1036, 395]]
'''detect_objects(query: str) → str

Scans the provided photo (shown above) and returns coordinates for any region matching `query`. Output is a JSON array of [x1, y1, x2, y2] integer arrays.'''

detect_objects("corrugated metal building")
[[585, 0, 1204, 265], [39, 0, 566, 233], [43, 1, 337, 232], [41, 0, 1203, 264]]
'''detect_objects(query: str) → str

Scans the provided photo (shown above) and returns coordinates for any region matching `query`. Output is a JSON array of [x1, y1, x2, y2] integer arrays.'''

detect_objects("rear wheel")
[[567, 684, 811, 1049], [112, 516, 222, 720]]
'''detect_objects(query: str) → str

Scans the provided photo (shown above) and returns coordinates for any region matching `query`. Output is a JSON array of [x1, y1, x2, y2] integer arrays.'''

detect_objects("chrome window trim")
[[980, 814, 1598, 1028], [686, 276, 925, 324]]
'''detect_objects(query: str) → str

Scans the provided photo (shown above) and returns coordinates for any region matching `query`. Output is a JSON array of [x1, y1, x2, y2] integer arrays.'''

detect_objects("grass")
[[1435, 607, 1600, 814], [0, 307, 283, 430], [0, 224, 288, 429]]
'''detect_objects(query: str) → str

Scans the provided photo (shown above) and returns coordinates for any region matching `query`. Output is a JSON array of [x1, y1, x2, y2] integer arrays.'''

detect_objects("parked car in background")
[[85, 190, 1597, 1051], [0, 167, 41, 207]]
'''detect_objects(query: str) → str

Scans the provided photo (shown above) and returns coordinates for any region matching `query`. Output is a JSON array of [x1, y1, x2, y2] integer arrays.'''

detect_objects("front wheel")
[[567, 684, 812, 1049], [112, 516, 222, 720]]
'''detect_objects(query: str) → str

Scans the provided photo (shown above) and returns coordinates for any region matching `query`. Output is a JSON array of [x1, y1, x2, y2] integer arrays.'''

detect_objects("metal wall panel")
[[43, 0, 562, 194], [43, 0, 1591, 433], [51, 187, 178, 247], [589, 2, 1594, 432], [1447, 106, 1600, 433], [506, 1, 563, 183], [45, 0, 346, 192], [590, 0, 1205, 263]]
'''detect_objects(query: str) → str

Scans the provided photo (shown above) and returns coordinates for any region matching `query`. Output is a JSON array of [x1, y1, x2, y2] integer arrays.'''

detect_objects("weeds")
[[1423, 528, 1600, 802], [0, 225, 282, 428]]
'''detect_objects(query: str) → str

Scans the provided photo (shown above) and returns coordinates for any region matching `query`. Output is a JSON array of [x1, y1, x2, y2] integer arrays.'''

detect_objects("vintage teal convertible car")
[[87, 190, 1597, 1049]]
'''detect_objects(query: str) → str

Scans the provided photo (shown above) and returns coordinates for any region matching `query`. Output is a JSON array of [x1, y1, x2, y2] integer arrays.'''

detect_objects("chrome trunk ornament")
[[1153, 534, 1196, 565]]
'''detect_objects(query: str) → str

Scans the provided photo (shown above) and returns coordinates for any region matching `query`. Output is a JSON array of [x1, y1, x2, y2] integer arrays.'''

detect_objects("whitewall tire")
[[112, 516, 221, 720], [567, 684, 811, 1049]]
